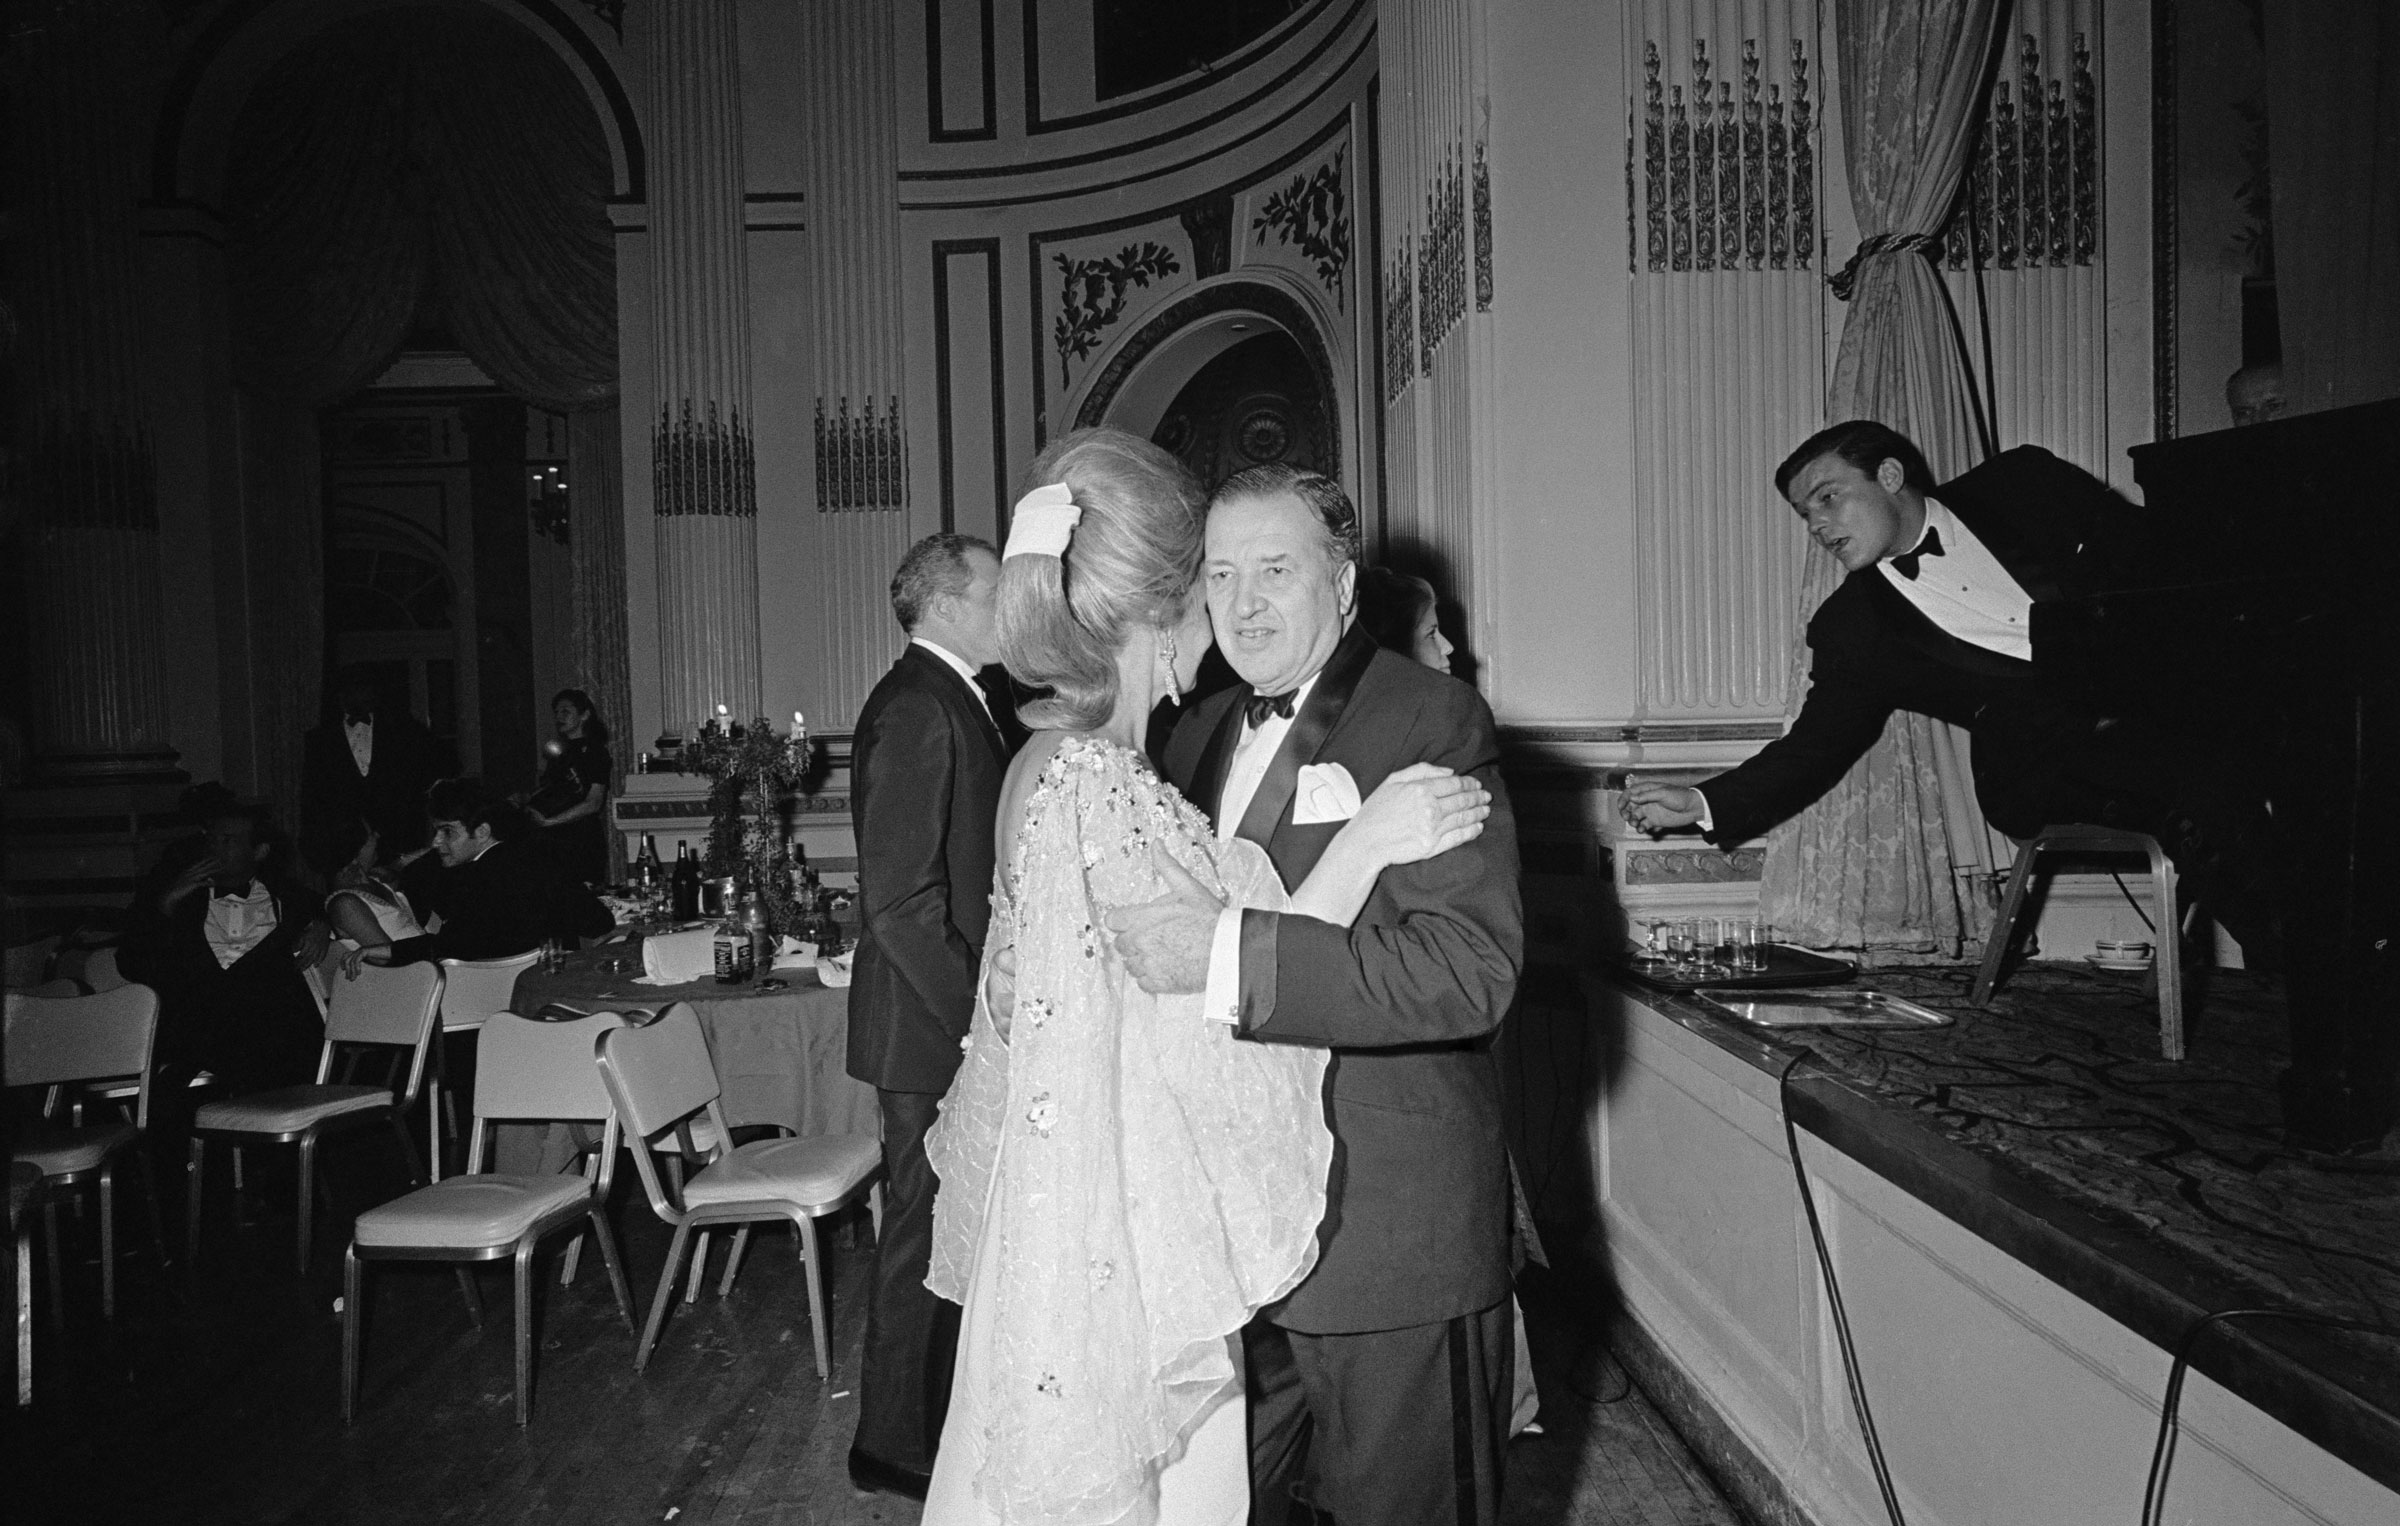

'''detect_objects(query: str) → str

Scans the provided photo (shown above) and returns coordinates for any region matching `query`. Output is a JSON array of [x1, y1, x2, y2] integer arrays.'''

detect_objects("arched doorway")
[[1072, 279, 1345, 491]]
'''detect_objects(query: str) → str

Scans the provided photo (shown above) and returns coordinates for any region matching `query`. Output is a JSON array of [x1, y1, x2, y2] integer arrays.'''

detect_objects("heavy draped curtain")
[[224, 6, 626, 814], [1758, 0, 2008, 959]]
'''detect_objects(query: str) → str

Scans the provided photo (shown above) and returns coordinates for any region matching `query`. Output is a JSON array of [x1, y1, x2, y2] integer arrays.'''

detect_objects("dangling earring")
[[1158, 629, 1181, 704]]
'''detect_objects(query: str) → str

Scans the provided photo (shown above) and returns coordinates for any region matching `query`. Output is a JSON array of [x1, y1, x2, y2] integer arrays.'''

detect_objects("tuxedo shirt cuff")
[[1201, 906, 1244, 1024], [1694, 789, 1716, 834]]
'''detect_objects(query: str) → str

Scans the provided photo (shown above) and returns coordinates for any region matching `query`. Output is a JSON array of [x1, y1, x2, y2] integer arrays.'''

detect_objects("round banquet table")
[[495, 938, 879, 1173]]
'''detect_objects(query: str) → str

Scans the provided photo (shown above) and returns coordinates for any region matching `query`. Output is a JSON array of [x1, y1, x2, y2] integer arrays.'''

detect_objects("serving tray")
[[1699, 990, 1955, 1030]]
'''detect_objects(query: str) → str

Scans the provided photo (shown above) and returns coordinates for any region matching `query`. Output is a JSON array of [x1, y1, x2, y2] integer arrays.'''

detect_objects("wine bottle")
[[670, 842, 702, 922]]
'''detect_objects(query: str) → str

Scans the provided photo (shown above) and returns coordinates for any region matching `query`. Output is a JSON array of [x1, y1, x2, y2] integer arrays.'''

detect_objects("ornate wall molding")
[[813, 395, 907, 511], [1250, 144, 1351, 309], [1936, 30, 2099, 271], [1624, 846, 1767, 885], [1631, 34, 1815, 273], [650, 402, 757, 518], [1416, 144, 1467, 371], [1381, 235, 1416, 405], [1051, 240, 1182, 386], [1472, 137, 1493, 312]]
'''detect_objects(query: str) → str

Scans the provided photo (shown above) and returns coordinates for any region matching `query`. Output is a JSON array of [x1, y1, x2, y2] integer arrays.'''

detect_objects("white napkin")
[[1293, 762, 1363, 825], [815, 949, 856, 988], [637, 927, 717, 986], [772, 936, 818, 971]]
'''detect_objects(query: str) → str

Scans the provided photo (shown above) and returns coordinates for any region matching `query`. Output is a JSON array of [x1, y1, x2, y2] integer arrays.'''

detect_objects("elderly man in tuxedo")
[[1626, 420, 2273, 964], [845, 532, 1009, 1502], [1109, 466, 1524, 1526]]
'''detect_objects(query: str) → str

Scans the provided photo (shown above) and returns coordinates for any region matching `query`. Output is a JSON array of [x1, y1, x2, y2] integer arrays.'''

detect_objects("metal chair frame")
[[5, 987, 169, 1322], [188, 961, 440, 1272], [595, 1005, 881, 1378], [1972, 823, 2187, 1060], [426, 953, 543, 1180], [343, 1010, 636, 1426]]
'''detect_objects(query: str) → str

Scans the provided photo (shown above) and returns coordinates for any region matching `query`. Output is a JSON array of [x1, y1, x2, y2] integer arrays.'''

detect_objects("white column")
[[646, 0, 763, 731], [5, 0, 177, 780]]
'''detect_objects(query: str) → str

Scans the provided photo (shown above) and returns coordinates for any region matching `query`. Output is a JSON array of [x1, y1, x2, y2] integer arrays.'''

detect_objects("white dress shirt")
[[1874, 495, 2035, 661], [1693, 496, 2039, 834], [345, 717, 375, 775], [1201, 674, 1322, 1025], [911, 636, 995, 725], [205, 882, 279, 969]]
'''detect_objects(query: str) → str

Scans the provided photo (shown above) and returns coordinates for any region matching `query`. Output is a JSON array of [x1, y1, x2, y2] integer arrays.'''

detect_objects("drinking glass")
[[1741, 920, 1774, 972], [1666, 920, 1697, 973], [1708, 917, 1739, 973], [1632, 917, 1668, 964]]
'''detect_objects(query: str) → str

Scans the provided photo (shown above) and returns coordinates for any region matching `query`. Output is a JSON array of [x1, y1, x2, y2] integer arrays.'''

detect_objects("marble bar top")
[[1586, 963, 2400, 1495]]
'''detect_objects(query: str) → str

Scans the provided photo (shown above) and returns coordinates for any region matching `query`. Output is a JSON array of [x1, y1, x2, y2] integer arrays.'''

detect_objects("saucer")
[[2086, 954, 2154, 973]]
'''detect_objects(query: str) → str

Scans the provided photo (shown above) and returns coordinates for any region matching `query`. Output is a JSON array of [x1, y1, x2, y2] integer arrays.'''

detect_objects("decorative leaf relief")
[[1052, 241, 1184, 386], [1251, 147, 1352, 308]]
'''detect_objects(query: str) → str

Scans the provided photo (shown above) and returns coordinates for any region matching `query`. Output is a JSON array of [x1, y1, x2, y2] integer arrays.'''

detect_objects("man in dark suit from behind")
[[300, 669, 457, 880], [845, 532, 1009, 1501], [374, 777, 612, 966], [1111, 468, 1525, 1526], [1625, 419, 2272, 964]]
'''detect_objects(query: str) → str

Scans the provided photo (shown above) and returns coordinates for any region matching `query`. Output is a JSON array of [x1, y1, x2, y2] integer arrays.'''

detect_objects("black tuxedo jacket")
[[120, 870, 326, 1075], [846, 644, 1010, 1095], [1163, 623, 1523, 1334], [300, 710, 457, 869], [383, 839, 612, 964], [1702, 446, 2135, 845]]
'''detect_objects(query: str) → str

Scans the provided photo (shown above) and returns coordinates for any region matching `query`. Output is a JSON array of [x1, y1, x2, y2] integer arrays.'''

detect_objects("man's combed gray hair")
[[1211, 463, 1360, 568], [889, 532, 997, 631]]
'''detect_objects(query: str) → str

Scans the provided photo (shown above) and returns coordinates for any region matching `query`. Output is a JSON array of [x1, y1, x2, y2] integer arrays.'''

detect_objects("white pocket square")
[[1293, 762, 1363, 825]]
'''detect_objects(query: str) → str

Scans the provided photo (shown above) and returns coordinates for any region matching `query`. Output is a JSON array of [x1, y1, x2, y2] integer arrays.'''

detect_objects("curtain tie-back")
[[1828, 231, 1943, 302]]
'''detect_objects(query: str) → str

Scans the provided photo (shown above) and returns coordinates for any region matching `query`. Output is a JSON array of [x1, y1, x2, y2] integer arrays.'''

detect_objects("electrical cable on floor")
[[2139, 1306, 2399, 1526], [1777, 1051, 1909, 1526]]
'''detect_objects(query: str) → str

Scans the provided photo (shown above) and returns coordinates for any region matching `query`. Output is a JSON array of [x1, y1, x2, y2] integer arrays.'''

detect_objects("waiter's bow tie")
[[1244, 690, 1299, 727], [1890, 527, 1945, 580]]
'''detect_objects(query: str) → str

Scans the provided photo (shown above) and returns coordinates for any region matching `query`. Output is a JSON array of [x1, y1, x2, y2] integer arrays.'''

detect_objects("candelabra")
[[687, 707, 816, 938]]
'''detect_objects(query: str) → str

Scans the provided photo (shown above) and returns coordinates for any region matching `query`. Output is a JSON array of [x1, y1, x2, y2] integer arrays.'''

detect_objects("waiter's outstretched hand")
[[1108, 845, 1223, 995], [1623, 780, 1707, 836]]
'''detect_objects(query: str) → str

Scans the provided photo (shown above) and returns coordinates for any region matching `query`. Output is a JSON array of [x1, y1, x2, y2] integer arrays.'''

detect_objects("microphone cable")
[[2139, 1306, 2399, 1526], [1777, 1050, 1909, 1526]]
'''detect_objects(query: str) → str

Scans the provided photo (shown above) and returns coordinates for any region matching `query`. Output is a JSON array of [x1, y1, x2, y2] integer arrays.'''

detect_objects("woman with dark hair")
[[527, 687, 612, 885], [1354, 565, 1455, 674], [321, 815, 428, 963]]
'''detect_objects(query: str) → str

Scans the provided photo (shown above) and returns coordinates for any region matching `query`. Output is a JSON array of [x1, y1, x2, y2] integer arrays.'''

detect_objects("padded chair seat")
[[14, 1124, 138, 1179], [681, 1133, 880, 1209], [354, 1175, 589, 1250], [196, 1084, 388, 1134]]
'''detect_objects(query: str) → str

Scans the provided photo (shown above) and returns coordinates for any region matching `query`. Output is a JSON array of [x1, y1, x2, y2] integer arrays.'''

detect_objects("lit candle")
[[792, 710, 806, 736]]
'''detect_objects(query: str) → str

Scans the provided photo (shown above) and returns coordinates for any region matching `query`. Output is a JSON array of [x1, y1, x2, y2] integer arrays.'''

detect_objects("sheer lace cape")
[[927, 736, 1332, 1525]]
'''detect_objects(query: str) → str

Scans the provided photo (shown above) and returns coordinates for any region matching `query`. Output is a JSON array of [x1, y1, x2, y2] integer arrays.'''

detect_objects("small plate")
[[2085, 954, 2154, 973]]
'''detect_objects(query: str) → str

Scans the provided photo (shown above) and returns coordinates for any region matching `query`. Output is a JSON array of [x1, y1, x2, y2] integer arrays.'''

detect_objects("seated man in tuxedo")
[[120, 801, 330, 1151], [1625, 419, 2272, 962], [372, 777, 613, 966]]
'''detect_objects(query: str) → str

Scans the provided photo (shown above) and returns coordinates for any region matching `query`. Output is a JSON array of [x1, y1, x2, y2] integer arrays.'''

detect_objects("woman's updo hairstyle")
[[998, 427, 1206, 731]]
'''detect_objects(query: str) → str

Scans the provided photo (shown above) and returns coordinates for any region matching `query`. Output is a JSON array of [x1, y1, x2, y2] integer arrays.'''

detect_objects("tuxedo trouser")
[[1245, 1299, 1512, 1526], [853, 1088, 960, 1471]]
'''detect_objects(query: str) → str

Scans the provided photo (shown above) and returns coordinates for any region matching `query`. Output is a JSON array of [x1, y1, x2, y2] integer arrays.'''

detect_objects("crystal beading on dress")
[[926, 735, 1330, 1525]]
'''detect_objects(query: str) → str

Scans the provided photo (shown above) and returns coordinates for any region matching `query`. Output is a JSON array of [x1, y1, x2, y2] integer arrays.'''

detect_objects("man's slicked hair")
[[1774, 420, 1938, 501], [1212, 463, 1361, 569], [889, 532, 998, 631]]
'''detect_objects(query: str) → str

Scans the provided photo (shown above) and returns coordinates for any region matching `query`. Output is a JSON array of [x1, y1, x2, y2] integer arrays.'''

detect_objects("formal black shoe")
[[846, 1446, 932, 1502]]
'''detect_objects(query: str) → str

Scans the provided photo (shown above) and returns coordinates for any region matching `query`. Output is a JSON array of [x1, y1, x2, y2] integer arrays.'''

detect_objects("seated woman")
[[321, 816, 428, 966]]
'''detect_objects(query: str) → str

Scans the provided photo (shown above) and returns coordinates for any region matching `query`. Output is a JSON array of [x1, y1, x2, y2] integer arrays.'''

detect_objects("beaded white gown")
[[922, 736, 1332, 1526]]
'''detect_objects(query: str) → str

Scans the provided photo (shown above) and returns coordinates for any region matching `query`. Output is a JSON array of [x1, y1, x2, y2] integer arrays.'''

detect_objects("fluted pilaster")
[[4, 0, 177, 779], [803, 0, 914, 727], [647, 0, 761, 730]]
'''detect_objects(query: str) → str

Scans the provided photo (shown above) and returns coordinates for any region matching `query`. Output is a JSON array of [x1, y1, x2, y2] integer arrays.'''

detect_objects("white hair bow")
[[1004, 482, 1081, 561]]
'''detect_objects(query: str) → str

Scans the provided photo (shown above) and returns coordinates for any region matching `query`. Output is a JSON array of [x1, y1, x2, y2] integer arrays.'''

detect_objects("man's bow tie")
[[1244, 690, 1298, 727], [1890, 526, 1944, 580]]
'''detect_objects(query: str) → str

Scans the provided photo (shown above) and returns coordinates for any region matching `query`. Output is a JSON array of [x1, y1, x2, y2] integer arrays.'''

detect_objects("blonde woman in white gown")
[[922, 430, 1492, 1526]]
